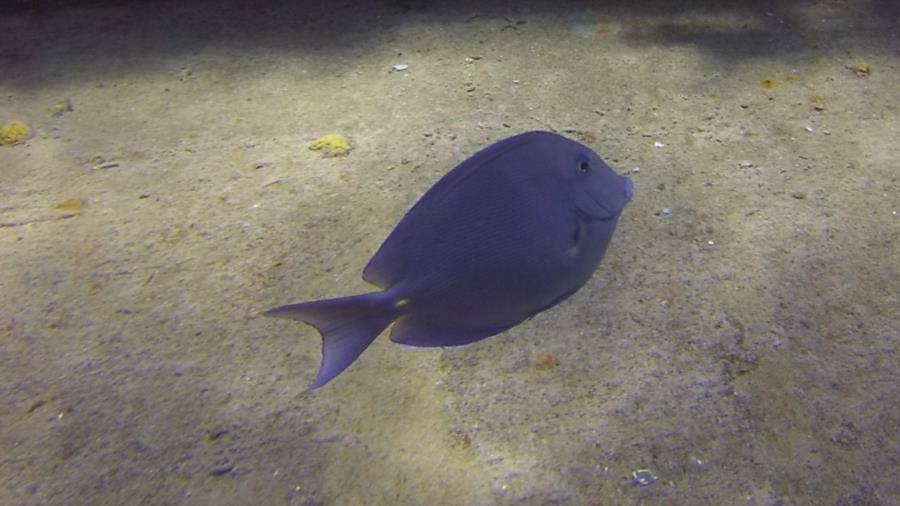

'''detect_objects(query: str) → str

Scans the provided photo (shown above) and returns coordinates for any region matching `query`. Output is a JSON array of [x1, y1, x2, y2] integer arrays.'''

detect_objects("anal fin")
[[390, 317, 512, 347]]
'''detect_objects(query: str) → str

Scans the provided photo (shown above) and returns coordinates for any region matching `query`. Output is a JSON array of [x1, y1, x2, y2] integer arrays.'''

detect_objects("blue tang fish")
[[265, 131, 633, 388]]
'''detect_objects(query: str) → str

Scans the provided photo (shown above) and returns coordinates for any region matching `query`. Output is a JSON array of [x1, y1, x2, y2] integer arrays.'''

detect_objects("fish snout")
[[623, 177, 635, 202]]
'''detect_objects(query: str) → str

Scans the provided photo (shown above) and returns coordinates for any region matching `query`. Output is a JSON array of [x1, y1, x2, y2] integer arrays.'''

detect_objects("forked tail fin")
[[264, 292, 396, 389]]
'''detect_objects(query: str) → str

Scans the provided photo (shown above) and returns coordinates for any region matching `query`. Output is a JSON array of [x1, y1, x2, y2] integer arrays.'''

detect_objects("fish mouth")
[[583, 178, 632, 221], [578, 202, 623, 222], [575, 175, 633, 221]]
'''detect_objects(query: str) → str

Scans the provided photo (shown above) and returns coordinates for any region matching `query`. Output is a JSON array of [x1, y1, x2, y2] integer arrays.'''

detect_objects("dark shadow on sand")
[[1, 0, 898, 90]]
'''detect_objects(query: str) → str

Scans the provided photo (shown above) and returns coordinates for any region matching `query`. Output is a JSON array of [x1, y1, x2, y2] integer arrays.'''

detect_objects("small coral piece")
[[0, 121, 32, 145], [810, 94, 826, 111], [534, 351, 560, 371], [855, 62, 871, 76], [309, 134, 351, 157]]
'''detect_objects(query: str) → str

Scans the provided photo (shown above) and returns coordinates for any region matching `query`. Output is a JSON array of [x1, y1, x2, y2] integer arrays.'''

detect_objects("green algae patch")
[[54, 198, 85, 213], [52, 98, 73, 117]]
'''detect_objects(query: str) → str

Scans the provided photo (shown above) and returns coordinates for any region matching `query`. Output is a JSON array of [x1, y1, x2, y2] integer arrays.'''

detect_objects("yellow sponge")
[[0, 121, 32, 145], [309, 134, 350, 157]]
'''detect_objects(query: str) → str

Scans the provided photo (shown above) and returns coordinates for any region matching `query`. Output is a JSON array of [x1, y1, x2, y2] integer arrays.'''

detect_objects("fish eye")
[[578, 160, 590, 173]]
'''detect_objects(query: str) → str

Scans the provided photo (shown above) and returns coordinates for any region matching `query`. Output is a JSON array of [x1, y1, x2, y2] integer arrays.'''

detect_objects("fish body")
[[265, 131, 633, 388]]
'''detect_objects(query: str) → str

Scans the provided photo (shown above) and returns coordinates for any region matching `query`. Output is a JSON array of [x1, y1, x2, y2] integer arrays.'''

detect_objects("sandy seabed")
[[1, 1, 898, 505]]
